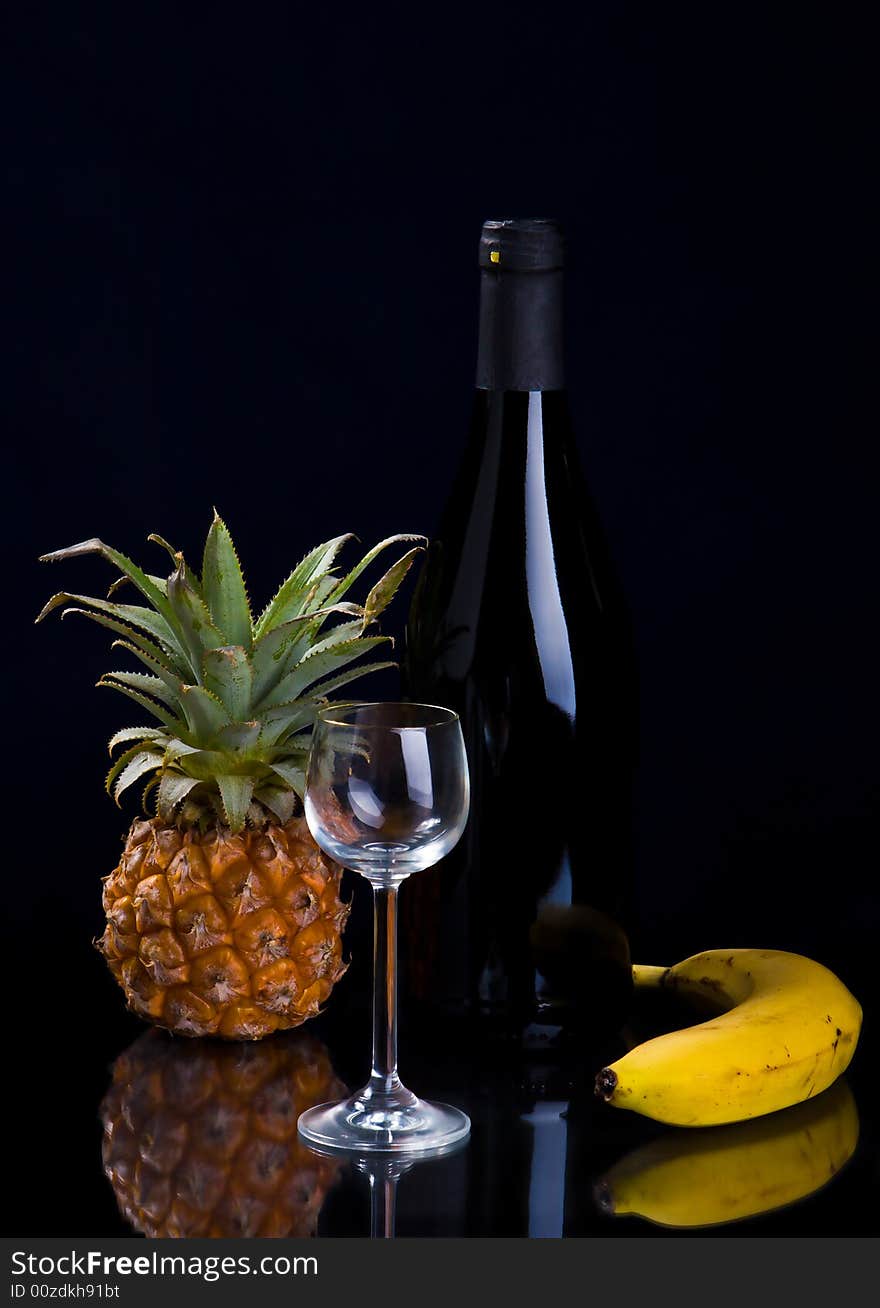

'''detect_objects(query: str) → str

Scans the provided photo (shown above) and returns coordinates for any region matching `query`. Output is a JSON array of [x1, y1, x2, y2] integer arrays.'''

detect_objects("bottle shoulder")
[[419, 393, 628, 619], [406, 392, 636, 708]]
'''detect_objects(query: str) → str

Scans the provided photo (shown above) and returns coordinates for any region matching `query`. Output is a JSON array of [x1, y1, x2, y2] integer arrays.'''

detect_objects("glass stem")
[[370, 884, 400, 1095]]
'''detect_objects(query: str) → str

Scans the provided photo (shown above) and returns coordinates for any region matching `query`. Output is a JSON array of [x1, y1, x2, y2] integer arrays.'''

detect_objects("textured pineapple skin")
[[99, 816, 350, 1039], [101, 1029, 346, 1237]]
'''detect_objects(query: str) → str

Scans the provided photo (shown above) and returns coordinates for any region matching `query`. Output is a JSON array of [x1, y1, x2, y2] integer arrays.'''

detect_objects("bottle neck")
[[476, 267, 564, 392]]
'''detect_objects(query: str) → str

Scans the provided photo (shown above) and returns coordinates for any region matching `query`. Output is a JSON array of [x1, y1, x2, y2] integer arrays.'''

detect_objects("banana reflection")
[[595, 1077, 858, 1229], [101, 1029, 347, 1238]]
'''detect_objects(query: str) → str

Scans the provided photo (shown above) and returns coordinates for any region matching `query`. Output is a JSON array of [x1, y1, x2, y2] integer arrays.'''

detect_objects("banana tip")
[[595, 1067, 618, 1101]]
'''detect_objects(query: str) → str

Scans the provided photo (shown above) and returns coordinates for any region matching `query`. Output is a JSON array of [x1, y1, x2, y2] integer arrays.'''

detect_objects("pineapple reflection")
[[595, 1077, 859, 1229], [101, 1029, 347, 1237]]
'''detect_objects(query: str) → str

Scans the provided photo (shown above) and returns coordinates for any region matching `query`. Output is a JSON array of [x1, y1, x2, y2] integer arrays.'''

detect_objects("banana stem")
[[632, 964, 669, 989]]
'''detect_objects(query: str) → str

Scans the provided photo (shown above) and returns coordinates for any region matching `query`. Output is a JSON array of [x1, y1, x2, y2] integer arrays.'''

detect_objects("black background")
[[3, 3, 876, 1236]]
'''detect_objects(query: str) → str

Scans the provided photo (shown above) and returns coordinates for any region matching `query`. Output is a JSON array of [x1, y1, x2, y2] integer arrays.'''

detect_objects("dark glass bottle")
[[402, 218, 636, 1048]]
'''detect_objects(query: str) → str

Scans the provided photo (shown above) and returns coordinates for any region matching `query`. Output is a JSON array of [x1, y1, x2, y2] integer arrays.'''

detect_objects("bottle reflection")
[[594, 1078, 859, 1229], [517, 1052, 580, 1237], [100, 1029, 347, 1237], [521, 1099, 569, 1238]]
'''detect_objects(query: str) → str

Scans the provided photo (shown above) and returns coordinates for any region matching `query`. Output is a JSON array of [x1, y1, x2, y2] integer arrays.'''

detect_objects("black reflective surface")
[[7, 922, 877, 1238], [5, 0, 876, 1247]]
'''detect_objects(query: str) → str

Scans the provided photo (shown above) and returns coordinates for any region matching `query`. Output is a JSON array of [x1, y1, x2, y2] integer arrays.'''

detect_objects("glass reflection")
[[303, 1140, 469, 1238], [100, 1029, 347, 1238], [594, 1077, 858, 1229]]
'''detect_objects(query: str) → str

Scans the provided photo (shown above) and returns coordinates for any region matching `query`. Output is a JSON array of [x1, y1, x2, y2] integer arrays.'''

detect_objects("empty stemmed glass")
[[297, 702, 471, 1154]]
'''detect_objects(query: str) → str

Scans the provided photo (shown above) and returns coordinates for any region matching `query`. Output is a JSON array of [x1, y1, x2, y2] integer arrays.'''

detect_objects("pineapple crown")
[[37, 513, 424, 832]]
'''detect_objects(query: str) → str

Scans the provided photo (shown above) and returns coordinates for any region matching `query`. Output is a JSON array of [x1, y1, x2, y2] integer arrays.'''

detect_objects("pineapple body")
[[101, 1028, 346, 1237], [100, 816, 349, 1039]]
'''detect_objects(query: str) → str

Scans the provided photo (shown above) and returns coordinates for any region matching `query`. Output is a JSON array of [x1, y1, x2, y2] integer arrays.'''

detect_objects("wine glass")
[[297, 701, 471, 1154]]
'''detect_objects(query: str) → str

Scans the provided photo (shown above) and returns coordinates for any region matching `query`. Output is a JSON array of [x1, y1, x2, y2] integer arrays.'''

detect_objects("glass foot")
[[297, 1083, 471, 1155]]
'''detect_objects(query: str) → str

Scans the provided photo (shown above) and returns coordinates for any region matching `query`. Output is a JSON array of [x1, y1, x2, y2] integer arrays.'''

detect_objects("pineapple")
[[38, 514, 423, 1038], [101, 1028, 347, 1237]]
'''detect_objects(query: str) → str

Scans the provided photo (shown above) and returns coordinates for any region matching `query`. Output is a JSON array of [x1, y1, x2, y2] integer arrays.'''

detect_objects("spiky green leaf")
[[167, 563, 225, 670], [268, 760, 306, 795], [113, 750, 164, 802], [216, 774, 255, 832], [326, 534, 426, 606], [250, 603, 363, 702], [142, 773, 161, 812], [39, 538, 181, 634], [148, 535, 201, 593], [36, 595, 189, 673], [297, 574, 347, 622], [268, 731, 312, 758], [255, 785, 299, 823], [201, 646, 253, 719], [265, 664, 393, 746], [162, 737, 201, 762], [214, 720, 262, 757], [363, 546, 423, 626], [257, 700, 321, 748], [106, 742, 151, 794], [102, 669, 177, 709], [104, 571, 168, 598], [303, 659, 397, 706], [178, 684, 231, 740], [110, 639, 184, 700], [201, 512, 252, 648], [168, 749, 249, 781], [146, 533, 179, 562], [155, 771, 201, 821], [306, 618, 370, 658], [258, 636, 392, 709], [254, 534, 355, 637], [106, 743, 162, 798], [108, 726, 168, 754], [98, 679, 185, 731], [54, 605, 184, 676]]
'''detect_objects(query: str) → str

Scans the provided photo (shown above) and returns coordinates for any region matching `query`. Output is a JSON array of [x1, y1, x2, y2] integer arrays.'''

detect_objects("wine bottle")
[[402, 218, 636, 1047]]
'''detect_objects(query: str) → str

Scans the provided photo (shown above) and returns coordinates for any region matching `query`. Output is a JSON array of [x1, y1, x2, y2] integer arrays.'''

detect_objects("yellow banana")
[[595, 1078, 858, 1228], [596, 949, 862, 1126]]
